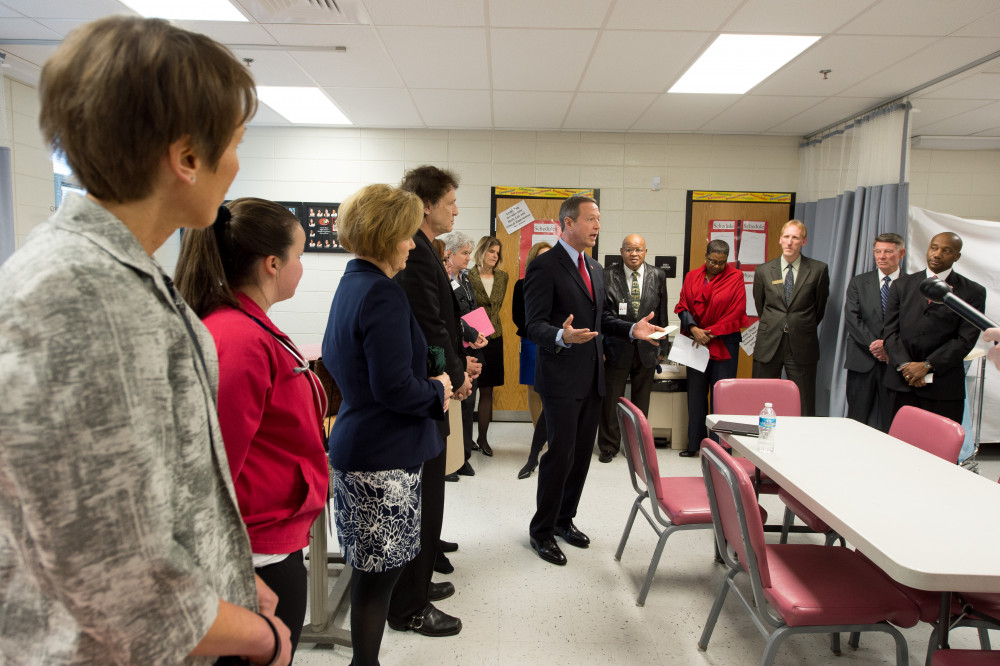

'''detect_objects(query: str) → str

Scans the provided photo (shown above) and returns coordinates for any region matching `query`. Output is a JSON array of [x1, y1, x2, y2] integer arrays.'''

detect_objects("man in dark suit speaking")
[[752, 220, 830, 416], [883, 232, 985, 424], [595, 233, 669, 463], [523, 195, 663, 566], [844, 232, 906, 432]]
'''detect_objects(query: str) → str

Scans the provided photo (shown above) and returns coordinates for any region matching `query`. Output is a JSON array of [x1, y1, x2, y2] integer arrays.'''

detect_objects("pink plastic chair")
[[614, 398, 714, 606], [932, 650, 1000, 665], [698, 439, 919, 666], [712, 378, 800, 495]]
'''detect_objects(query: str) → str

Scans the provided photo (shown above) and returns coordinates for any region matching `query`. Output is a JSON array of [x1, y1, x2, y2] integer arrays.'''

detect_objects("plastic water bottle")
[[758, 403, 776, 453]]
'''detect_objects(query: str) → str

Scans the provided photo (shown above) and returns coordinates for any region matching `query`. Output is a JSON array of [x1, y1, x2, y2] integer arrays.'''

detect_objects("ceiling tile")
[[489, 0, 611, 28], [362, 0, 484, 26], [580, 30, 712, 93], [171, 20, 277, 44], [411, 89, 492, 128], [838, 37, 1000, 98], [908, 98, 994, 128], [230, 49, 314, 86], [606, 0, 742, 31], [289, 27, 401, 87], [263, 22, 366, 46], [723, 0, 877, 34], [493, 90, 573, 129], [752, 35, 931, 97], [768, 96, 883, 134], [0, 4, 21, 18], [563, 92, 656, 130], [0, 0, 125, 19], [911, 100, 1000, 135], [920, 72, 1000, 100], [0, 44, 56, 69], [952, 7, 1000, 37], [699, 95, 821, 133], [324, 88, 423, 127], [839, 0, 1000, 36], [0, 18, 62, 39], [248, 103, 291, 126], [380, 26, 489, 89], [491, 28, 598, 91], [632, 94, 739, 131]]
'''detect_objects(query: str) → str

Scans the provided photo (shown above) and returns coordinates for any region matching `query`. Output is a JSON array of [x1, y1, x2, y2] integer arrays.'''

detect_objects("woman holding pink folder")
[[468, 236, 509, 457]]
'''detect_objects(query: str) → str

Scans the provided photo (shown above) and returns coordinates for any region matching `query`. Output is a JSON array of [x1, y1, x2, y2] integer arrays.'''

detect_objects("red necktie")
[[578, 253, 593, 299]]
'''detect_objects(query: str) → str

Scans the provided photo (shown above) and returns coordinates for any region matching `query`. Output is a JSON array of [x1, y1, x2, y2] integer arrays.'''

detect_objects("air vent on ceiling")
[[239, 0, 368, 24]]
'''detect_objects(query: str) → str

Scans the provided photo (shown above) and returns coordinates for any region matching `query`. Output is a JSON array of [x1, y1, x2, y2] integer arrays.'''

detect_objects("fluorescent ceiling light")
[[119, 0, 248, 22], [257, 87, 353, 125], [670, 34, 820, 95]]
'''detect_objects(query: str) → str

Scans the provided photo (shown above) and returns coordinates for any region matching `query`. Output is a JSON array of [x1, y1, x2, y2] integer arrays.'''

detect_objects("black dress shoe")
[[444, 472, 459, 482], [678, 450, 698, 457], [530, 536, 567, 566], [554, 521, 590, 548], [456, 461, 475, 476], [517, 460, 537, 480], [470, 442, 480, 451], [435, 552, 454, 574], [428, 581, 455, 602], [478, 440, 493, 457], [598, 450, 615, 463], [388, 603, 462, 637], [439, 539, 458, 553]]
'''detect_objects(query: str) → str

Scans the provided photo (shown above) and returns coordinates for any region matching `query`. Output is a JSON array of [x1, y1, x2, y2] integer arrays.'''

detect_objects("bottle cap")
[[764, 402, 772, 407]]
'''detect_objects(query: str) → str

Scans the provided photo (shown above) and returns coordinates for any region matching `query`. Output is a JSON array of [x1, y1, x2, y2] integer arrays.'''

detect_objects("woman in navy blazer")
[[323, 184, 451, 666]]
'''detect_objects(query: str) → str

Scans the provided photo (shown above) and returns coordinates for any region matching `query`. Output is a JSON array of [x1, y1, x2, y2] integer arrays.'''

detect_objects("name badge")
[[452, 281, 461, 291], [771, 279, 784, 285], [619, 302, 628, 315]]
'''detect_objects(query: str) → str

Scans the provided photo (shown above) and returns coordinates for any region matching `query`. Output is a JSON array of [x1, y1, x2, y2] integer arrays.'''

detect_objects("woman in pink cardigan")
[[176, 198, 329, 659]]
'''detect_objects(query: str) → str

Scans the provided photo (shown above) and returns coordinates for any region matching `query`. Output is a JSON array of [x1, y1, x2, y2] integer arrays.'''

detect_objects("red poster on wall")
[[518, 219, 562, 278]]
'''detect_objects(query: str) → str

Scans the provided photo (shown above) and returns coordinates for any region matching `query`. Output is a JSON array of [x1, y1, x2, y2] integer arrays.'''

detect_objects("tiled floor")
[[295, 421, 999, 665]]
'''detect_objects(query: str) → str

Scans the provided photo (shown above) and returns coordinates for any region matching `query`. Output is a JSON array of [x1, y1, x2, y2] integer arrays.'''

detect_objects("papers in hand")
[[646, 325, 677, 341], [667, 334, 710, 373], [461, 307, 494, 347]]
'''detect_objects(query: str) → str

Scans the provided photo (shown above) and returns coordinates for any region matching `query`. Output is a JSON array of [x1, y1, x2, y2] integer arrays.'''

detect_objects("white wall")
[[909, 148, 1000, 222], [4, 77, 53, 247], [233, 128, 802, 345]]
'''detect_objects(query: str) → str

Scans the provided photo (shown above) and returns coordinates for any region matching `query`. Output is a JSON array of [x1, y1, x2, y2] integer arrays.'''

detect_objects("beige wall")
[[909, 147, 1000, 221], [3, 77, 54, 247]]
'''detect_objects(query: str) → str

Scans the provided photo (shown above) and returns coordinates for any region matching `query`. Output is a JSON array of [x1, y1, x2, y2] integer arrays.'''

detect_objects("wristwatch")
[[924, 360, 933, 371]]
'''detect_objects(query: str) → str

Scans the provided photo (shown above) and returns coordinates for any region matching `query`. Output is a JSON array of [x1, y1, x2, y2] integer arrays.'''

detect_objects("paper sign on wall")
[[739, 320, 759, 356], [743, 269, 757, 317], [738, 220, 767, 264], [709, 220, 737, 262], [499, 200, 535, 234]]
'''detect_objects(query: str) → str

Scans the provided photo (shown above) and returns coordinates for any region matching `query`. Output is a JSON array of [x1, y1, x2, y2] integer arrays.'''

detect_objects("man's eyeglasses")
[[621, 248, 646, 254], [705, 258, 727, 267]]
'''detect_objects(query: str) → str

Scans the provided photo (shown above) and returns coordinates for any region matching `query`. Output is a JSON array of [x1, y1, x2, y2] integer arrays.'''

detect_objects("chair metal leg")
[[636, 525, 674, 606], [830, 632, 841, 655], [760, 625, 793, 666], [924, 624, 940, 666], [615, 495, 643, 561], [848, 631, 860, 648], [979, 626, 992, 650], [780, 507, 794, 544], [698, 569, 736, 650], [889, 624, 910, 666], [823, 531, 846, 547]]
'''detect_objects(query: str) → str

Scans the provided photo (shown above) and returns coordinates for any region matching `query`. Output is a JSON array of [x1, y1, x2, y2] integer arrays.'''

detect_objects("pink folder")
[[461, 307, 494, 347]]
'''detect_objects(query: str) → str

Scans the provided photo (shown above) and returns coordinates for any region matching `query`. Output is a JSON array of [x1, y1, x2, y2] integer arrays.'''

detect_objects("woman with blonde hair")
[[175, 197, 329, 659], [468, 236, 509, 456], [0, 15, 290, 665], [323, 184, 453, 664]]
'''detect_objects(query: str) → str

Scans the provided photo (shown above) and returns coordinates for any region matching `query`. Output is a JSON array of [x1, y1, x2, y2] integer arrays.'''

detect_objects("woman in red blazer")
[[175, 198, 329, 659]]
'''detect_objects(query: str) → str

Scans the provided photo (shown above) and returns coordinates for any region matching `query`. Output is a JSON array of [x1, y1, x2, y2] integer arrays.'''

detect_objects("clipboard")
[[711, 421, 760, 437]]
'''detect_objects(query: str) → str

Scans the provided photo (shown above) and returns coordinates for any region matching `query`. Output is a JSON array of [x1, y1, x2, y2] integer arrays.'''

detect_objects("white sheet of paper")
[[646, 325, 678, 340], [745, 283, 757, 317], [710, 231, 737, 262], [738, 231, 767, 264], [739, 320, 758, 356], [667, 334, 710, 372], [498, 200, 534, 234]]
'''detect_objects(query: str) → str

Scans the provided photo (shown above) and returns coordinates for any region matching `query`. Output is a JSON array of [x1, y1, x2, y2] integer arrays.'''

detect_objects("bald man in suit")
[[752, 220, 830, 416]]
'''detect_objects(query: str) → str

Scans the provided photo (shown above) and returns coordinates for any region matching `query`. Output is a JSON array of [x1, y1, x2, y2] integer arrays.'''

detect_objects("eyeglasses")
[[621, 248, 646, 254], [705, 258, 727, 267]]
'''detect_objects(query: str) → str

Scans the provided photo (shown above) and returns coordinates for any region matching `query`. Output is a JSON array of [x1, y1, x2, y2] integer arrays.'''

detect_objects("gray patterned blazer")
[[0, 194, 256, 664]]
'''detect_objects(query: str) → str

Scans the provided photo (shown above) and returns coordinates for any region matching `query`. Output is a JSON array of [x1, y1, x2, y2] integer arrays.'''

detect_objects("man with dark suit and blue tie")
[[752, 220, 830, 416], [523, 195, 664, 566], [844, 233, 906, 432]]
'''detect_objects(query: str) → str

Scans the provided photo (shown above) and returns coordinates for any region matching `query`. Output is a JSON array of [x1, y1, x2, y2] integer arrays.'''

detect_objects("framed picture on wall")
[[281, 201, 346, 253]]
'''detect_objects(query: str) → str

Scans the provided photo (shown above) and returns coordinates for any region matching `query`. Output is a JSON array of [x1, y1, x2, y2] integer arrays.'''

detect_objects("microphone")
[[919, 277, 997, 331]]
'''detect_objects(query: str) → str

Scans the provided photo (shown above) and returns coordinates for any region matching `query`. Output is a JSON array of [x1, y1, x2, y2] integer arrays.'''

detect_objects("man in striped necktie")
[[844, 233, 906, 432]]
